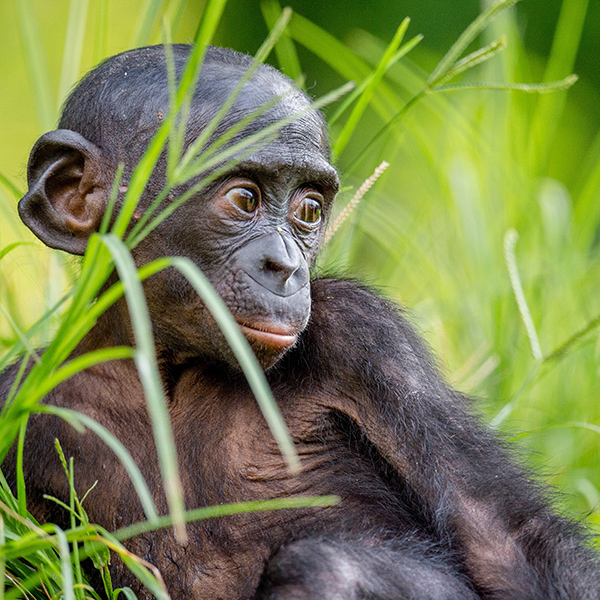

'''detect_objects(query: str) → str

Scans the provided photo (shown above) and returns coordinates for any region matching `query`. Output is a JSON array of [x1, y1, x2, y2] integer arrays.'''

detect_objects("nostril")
[[264, 257, 298, 280]]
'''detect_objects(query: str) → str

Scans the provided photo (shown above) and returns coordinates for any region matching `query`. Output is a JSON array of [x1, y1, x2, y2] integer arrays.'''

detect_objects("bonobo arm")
[[304, 278, 600, 600]]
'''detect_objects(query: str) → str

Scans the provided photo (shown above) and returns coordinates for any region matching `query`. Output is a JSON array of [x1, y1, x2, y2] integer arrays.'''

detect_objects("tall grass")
[[0, 0, 598, 596], [316, 0, 600, 524]]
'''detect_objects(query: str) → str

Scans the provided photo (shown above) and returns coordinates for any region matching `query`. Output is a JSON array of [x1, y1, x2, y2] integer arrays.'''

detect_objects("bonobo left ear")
[[18, 129, 109, 255]]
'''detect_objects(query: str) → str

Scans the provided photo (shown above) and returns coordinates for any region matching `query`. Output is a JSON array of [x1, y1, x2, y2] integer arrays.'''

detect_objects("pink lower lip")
[[237, 322, 299, 349]]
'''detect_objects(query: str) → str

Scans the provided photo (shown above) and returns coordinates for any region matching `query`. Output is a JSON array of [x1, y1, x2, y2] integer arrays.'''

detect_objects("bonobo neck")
[[74, 300, 135, 356], [72, 300, 213, 387]]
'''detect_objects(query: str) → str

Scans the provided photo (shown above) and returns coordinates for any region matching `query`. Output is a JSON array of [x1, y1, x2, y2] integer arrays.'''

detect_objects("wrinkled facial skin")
[[136, 91, 339, 370]]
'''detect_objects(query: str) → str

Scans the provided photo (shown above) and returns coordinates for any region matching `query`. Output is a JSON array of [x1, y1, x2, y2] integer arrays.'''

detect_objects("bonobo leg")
[[255, 537, 478, 600]]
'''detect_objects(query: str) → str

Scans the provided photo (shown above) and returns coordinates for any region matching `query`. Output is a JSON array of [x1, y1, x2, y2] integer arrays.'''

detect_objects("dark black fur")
[[2, 45, 599, 599]]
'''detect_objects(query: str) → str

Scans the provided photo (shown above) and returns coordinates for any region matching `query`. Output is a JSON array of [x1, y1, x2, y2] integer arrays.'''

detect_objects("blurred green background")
[[1, 0, 599, 526]]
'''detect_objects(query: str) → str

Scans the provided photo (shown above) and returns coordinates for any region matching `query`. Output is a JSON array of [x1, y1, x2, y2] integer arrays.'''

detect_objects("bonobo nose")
[[233, 231, 309, 297], [264, 235, 300, 280]]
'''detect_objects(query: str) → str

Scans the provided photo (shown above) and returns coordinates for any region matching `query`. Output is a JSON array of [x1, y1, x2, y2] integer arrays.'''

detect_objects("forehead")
[[240, 126, 338, 187], [187, 74, 337, 187], [189, 71, 329, 147]]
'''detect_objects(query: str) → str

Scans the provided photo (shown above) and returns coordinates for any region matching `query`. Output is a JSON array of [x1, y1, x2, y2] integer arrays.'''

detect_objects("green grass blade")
[[180, 0, 229, 113], [342, 90, 424, 174], [110, 119, 172, 240], [40, 406, 159, 522], [0, 304, 41, 365], [131, 0, 164, 47], [529, 0, 589, 171], [542, 0, 588, 81], [260, 0, 303, 85], [428, 0, 521, 85], [115, 495, 339, 540], [329, 33, 423, 127], [41, 239, 116, 371], [323, 160, 389, 244], [0, 242, 37, 264], [2, 356, 30, 415], [114, 588, 138, 600], [113, 0, 227, 240], [0, 514, 4, 599], [179, 80, 354, 184], [30, 348, 135, 402], [179, 93, 282, 169], [288, 12, 370, 81], [163, 35, 183, 183], [176, 7, 292, 177], [58, 0, 90, 106], [431, 75, 578, 94], [192, 0, 228, 49], [100, 234, 186, 542], [573, 131, 600, 251], [16, 419, 28, 515], [0, 172, 23, 200], [54, 527, 75, 600], [166, 0, 190, 35], [24, 259, 170, 387], [333, 18, 410, 157], [105, 543, 170, 600], [434, 36, 507, 86], [504, 229, 543, 362], [14, 0, 55, 131], [543, 312, 600, 363], [92, 0, 109, 65], [0, 293, 71, 374], [170, 257, 300, 473], [99, 165, 125, 235], [287, 13, 404, 124]]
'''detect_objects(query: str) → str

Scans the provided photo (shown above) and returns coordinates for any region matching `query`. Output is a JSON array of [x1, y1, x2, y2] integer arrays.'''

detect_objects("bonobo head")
[[18, 45, 339, 369]]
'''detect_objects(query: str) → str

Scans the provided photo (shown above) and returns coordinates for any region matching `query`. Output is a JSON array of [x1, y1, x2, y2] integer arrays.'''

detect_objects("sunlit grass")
[[0, 0, 599, 596], [318, 0, 600, 526]]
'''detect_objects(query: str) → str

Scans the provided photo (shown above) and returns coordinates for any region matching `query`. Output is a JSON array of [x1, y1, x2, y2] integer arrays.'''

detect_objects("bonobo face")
[[17, 45, 339, 369], [151, 99, 338, 369]]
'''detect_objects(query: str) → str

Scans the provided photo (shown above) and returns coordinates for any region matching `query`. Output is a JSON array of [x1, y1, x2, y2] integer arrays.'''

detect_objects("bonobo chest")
[[169, 365, 406, 534], [171, 365, 353, 506], [139, 365, 406, 599]]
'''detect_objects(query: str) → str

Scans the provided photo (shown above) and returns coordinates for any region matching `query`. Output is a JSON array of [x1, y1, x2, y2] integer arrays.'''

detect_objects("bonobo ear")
[[18, 129, 108, 256]]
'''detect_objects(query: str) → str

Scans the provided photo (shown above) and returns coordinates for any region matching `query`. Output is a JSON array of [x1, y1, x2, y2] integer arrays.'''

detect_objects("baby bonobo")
[[1, 44, 599, 599]]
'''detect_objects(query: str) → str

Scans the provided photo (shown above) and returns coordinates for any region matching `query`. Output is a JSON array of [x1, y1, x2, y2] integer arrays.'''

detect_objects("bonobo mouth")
[[236, 320, 299, 350]]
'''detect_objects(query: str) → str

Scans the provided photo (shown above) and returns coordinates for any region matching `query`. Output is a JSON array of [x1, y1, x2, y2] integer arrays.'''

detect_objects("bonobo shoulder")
[[309, 277, 426, 350], [310, 277, 406, 322], [305, 278, 444, 390]]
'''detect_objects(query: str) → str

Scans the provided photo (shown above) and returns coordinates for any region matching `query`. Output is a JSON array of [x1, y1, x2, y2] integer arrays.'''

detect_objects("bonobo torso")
[[4, 360, 423, 600], [2, 280, 432, 600], [4, 279, 600, 599]]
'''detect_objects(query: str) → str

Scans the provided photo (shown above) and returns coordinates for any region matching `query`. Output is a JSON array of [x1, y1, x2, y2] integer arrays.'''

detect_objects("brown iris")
[[225, 187, 258, 213], [294, 197, 322, 224]]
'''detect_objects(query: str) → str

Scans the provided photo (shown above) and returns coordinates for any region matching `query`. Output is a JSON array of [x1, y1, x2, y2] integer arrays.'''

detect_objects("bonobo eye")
[[225, 187, 258, 213], [294, 196, 322, 224]]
